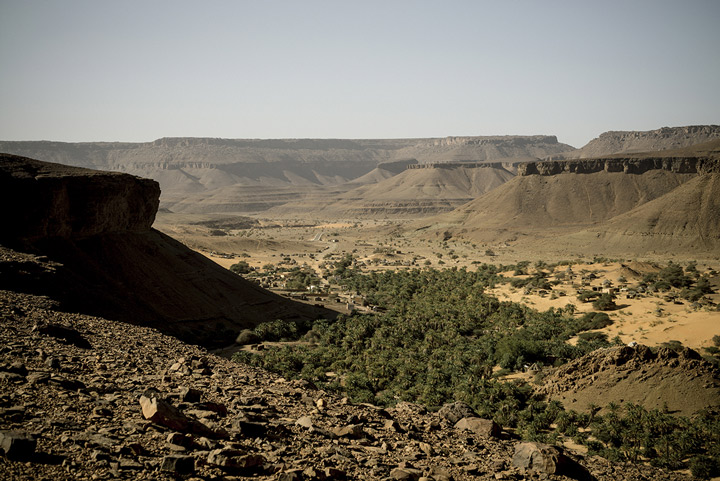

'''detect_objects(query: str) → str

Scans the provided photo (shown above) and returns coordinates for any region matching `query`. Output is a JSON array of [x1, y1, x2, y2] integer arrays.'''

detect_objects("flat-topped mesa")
[[406, 161, 510, 170], [519, 156, 720, 176], [569, 125, 720, 159], [431, 135, 559, 148], [594, 125, 720, 143], [0, 154, 160, 242]]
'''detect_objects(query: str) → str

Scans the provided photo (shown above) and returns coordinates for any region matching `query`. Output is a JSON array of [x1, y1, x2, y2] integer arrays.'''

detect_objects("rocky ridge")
[[0, 285, 693, 481], [538, 345, 720, 416]]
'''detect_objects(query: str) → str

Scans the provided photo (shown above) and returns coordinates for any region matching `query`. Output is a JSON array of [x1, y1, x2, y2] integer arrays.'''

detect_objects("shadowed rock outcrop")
[[0, 155, 159, 242], [0, 154, 331, 347]]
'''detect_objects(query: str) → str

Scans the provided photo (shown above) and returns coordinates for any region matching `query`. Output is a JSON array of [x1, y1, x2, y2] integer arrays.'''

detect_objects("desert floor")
[[155, 213, 720, 351]]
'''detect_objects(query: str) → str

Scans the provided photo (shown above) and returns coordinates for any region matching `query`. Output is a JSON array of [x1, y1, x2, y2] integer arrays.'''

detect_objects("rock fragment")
[[207, 448, 265, 471], [277, 468, 304, 480], [390, 466, 423, 481], [332, 423, 364, 439], [0, 431, 37, 460], [454, 417, 501, 438], [139, 391, 189, 431], [438, 401, 477, 424], [161, 454, 195, 474], [295, 415, 314, 429], [511, 441, 567, 475]]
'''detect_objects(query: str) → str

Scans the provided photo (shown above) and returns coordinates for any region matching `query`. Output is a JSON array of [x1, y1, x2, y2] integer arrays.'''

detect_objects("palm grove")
[[231, 258, 720, 478]]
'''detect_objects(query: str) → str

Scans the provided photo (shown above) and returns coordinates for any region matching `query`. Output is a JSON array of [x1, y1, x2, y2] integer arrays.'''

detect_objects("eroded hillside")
[[419, 141, 720, 257]]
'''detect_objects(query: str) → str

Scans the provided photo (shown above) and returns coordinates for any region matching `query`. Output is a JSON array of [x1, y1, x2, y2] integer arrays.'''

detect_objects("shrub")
[[253, 319, 300, 342], [230, 261, 252, 274], [690, 455, 720, 479], [576, 312, 613, 331], [236, 329, 260, 345], [592, 293, 617, 311], [577, 290, 600, 302], [578, 331, 608, 343]]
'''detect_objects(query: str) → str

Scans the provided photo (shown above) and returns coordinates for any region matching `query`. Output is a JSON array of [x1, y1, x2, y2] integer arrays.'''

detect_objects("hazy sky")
[[1, 1, 718, 147]]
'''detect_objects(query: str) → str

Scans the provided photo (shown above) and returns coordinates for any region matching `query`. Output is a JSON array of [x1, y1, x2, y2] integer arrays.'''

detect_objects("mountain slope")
[[415, 143, 720, 256], [428, 169, 694, 242], [0, 154, 329, 347], [560, 173, 720, 255]]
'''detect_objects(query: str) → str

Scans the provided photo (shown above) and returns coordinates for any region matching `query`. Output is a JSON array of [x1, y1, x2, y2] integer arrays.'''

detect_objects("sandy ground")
[[489, 269, 720, 350], [155, 213, 720, 352]]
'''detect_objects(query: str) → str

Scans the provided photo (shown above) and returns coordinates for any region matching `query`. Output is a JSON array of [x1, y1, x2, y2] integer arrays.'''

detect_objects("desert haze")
[[1, 125, 720, 480]]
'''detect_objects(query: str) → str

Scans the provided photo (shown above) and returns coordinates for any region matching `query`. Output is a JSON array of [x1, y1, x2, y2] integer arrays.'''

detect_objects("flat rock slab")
[[454, 417, 501, 438]]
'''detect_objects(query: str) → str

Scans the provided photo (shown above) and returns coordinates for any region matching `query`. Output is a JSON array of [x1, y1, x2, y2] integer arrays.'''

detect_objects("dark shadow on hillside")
[[563, 456, 597, 481], [0, 230, 336, 348]]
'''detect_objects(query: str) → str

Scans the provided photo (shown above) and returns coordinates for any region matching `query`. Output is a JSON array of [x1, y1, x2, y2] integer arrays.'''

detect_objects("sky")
[[1, 1, 718, 148]]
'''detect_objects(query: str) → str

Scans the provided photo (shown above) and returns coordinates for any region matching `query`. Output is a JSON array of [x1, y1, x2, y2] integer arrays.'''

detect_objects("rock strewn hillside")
[[539, 345, 720, 416], [0, 288, 694, 481]]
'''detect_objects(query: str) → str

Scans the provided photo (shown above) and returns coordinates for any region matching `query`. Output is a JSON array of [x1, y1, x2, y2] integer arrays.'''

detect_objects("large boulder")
[[437, 401, 478, 424], [512, 442, 567, 474], [454, 417, 501, 438]]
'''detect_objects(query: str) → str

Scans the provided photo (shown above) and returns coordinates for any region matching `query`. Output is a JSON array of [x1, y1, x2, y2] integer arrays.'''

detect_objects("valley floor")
[[155, 213, 720, 352]]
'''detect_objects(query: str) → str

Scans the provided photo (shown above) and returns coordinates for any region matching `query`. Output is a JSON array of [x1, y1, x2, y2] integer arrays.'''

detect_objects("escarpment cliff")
[[520, 155, 720, 176], [0, 154, 330, 346], [0, 155, 159, 242]]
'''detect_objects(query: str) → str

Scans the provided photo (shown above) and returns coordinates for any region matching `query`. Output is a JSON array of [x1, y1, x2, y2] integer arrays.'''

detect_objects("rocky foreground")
[[0, 285, 694, 481]]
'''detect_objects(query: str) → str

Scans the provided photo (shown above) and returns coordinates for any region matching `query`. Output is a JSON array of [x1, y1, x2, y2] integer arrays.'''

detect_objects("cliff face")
[[0, 154, 159, 242], [519, 156, 720, 176], [0, 154, 329, 347]]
